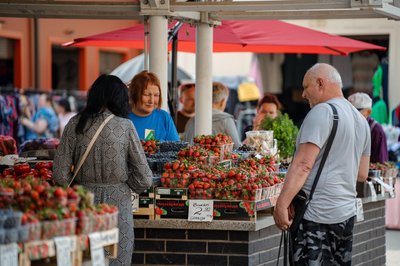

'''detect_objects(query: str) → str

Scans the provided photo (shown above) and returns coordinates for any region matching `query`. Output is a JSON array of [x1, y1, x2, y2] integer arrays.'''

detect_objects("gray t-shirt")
[[297, 98, 371, 224]]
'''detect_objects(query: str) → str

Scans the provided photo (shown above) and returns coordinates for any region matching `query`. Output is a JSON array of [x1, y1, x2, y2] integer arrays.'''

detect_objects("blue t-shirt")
[[128, 109, 179, 141], [26, 107, 59, 140]]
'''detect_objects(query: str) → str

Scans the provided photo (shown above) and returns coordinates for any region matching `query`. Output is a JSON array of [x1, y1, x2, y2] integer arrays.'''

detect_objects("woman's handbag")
[[67, 114, 114, 187], [289, 103, 339, 233]]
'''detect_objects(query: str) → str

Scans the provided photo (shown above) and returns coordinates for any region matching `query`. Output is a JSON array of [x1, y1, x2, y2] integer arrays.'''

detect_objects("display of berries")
[[140, 139, 160, 155], [237, 144, 256, 152], [159, 141, 189, 152], [193, 133, 233, 145]]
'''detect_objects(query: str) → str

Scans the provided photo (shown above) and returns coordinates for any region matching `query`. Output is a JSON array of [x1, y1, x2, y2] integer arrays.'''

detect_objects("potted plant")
[[259, 113, 298, 160]]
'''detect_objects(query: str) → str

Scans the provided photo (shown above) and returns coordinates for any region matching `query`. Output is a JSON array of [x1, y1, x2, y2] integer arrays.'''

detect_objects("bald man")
[[274, 63, 371, 265]]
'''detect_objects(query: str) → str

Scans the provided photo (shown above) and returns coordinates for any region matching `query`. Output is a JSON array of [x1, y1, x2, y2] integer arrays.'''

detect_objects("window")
[[52, 45, 79, 90], [0, 37, 15, 88]]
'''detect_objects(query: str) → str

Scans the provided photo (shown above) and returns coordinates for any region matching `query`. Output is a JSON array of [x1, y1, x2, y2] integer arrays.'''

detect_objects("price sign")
[[89, 232, 105, 266], [131, 191, 139, 212], [0, 243, 18, 266], [218, 160, 232, 169], [54, 236, 73, 266], [355, 198, 364, 222], [188, 200, 213, 222]]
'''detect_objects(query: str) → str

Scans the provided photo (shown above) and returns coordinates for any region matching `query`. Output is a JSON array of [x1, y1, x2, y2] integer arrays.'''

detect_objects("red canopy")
[[65, 20, 386, 55]]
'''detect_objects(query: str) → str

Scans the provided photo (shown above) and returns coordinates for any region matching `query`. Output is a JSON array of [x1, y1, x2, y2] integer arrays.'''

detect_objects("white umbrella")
[[110, 53, 193, 84]]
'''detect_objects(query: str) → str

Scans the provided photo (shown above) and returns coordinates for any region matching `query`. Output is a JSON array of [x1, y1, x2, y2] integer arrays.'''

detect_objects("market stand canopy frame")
[[0, 0, 399, 21], [65, 20, 386, 56]]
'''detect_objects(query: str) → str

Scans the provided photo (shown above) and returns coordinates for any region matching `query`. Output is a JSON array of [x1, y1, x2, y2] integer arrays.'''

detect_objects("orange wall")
[[0, 18, 32, 88], [0, 17, 141, 91]]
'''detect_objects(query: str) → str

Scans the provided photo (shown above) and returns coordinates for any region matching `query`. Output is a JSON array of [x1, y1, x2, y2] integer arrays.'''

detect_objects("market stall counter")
[[132, 194, 389, 266], [130, 137, 394, 266]]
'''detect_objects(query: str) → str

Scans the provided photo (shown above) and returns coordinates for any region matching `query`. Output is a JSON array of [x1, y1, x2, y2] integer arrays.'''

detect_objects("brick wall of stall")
[[132, 200, 386, 265]]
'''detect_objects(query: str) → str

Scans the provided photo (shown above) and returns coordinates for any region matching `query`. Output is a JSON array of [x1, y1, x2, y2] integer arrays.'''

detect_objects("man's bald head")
[[306, 63, 343, 90], [302, 63, 344, 108]]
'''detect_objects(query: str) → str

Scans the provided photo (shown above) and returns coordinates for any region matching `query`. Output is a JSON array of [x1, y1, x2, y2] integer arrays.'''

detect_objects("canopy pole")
[[168, 21, 183, 124], [149, 15, 169, 111], [144, 16, 149, 71], [195, 18, 213, 136]]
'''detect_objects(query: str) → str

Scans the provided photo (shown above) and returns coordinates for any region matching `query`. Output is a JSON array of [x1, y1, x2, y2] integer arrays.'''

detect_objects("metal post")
[[149, 16, 168, 111], [144, 16, 149, 71], [195, 21, 213, 136], [171, 35, 178, 122], [34, 17, 39, 89]]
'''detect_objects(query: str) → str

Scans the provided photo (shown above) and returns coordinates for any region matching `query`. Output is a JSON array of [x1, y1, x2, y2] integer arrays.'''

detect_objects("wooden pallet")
[[19, 236, 80, 266], [18, 228, 119, 266]]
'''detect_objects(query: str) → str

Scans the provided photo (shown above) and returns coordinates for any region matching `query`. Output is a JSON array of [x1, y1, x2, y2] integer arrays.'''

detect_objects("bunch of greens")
[[260, 113, 299, 159]]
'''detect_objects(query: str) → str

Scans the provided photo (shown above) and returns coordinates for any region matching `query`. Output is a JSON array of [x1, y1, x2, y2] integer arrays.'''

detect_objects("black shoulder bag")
[[290, 103, 339, 233]]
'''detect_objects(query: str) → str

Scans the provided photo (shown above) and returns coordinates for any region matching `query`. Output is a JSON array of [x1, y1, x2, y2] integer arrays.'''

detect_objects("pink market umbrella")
[[64, 20, 386, 55]]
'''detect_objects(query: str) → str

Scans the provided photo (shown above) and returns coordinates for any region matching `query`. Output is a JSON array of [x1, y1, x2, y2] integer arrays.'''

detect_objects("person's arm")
[[126, 123, 153, 194], [21, 117, 48, 134], [273, 142, 320, 230], [53, 120, 76, 186], [223, 117, 242, 149], [377, 127, 389, 162], [357, 155, 370, 182], [358, 120, 371, 181]]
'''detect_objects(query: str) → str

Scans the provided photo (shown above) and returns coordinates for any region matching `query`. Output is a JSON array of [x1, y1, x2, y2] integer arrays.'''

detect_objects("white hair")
[[308, 63, 343, 88]]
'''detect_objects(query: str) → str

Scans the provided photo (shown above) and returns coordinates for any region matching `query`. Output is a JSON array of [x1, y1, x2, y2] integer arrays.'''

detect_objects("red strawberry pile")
[[141, 139, 160, 155], [177, 145, 217, 166], [193, 133, 234, 160], [0, 162, 119, 239], [158, 152, 284, 201], [188, 168, 224, 199], [370, 162, 398, 177], [160, 160, 197, 188]]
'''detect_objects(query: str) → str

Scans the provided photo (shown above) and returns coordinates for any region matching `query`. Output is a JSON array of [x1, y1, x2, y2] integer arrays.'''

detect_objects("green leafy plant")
[[260, 113, 298, 159]]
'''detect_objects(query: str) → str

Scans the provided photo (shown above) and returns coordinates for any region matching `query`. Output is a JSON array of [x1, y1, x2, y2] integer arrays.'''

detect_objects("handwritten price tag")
[[355, 198, 364, 222], [0, 243, 18, 266], [188, 200, 213, 222], [54, 236, 73, 266]]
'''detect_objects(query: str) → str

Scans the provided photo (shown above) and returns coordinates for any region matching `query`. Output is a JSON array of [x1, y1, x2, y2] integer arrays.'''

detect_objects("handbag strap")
[[277, 230, 294, 266], [67, 114, 115, 187], [308, 103, 339, 201]]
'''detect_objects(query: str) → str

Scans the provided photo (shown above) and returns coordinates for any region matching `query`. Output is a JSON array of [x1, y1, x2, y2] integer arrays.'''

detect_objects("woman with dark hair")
[[252, 94, 282, 130], [241, 93, 283, 140], [53, 74, 153, 266], [128, 70, 179, 141]]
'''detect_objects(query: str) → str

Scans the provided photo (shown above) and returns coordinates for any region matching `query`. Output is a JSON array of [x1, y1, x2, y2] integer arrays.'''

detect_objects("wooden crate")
[[213, 197, 277, 221], [155, 199, 188, 220], [139, 187, 155, 198], [133, 198, 155, 220]]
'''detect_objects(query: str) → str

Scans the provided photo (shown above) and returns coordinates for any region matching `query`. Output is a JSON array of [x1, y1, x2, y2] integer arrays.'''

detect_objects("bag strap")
[[67, 114, 115, 187], [309, 103, 339, 201], [277, 230, 294, 266]]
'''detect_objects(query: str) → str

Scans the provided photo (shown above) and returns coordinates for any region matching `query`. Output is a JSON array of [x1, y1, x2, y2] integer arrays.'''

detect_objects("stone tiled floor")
[[386, 229, 400, 266]]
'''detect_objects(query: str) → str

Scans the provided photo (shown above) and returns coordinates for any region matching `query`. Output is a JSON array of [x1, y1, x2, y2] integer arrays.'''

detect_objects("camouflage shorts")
[[290, 216, 355, 266]]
